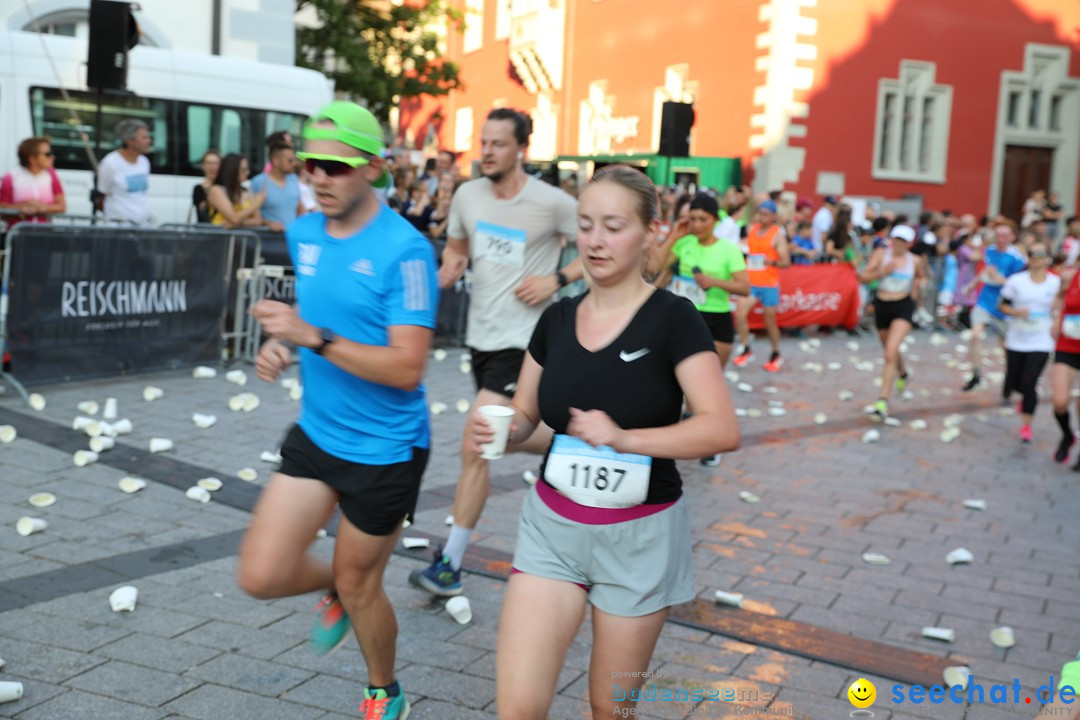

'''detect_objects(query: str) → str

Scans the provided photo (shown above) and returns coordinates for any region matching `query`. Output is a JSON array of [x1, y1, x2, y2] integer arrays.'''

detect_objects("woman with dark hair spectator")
[[824, 204, 856, 264], [191, 149, 220, 223], [388, 165, 416, 211], [1, 136, 65, 226], [207, 153, 265, 227], [402, 180, 434, 234], [427, 172, 455, 241]]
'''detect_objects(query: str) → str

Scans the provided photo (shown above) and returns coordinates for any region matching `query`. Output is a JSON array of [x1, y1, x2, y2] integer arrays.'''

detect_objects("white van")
[[0, 30, 332, 225]]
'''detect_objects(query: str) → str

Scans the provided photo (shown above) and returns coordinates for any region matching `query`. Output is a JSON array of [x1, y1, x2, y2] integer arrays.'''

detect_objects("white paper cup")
[[0, 681, 24, 703], [149, 438, 174, 454], [738, 491, 760, 503], [142, 386, 164, 402], [227, 394, 246, 412], [193, 366, 217, 379], [478, 405, 515, 460], [77, 400, 99, 415], [289, 384, 303, 401], [402, 537, 430, 549], [945, 547, 974, 565], [118, 477, 147, 493], [922, 626, 956, 643], [990, 626, 1015, 648], [281, 377, 299, 391], [861, 552, 892, 565], [714, 590, 744, 608], [226, 369, 248, 386], [446, 596, 472, 624], [237, 468, 258, 482], [196, 477, 223, 492], [861, 429, 880, 444], [16, 516, 47, 536], [192, 413, 217, 429], [433, 348, 447, 361], [838, 390, 854, 401], [28, 492, 56, 508], [103, 398, 118, 420], [89, 436, 115, 453], [108, 585, 138, 612], [85, 421, 105, 438], [943, 666, 971, 690], [28, 393, 46, 411], [259, 451, 281, 463], [185, 486, 211, 503], [73, 450, 99, 467], [110, 418, 133, 435], [963, 499, 988, 511], [456, 399, 471, 414], [72, 415, 95, 431], [242, 394, 260, 412], [813, 413, 827, 425], [430, 402, 447, 415], [0, 425, 15, 443]]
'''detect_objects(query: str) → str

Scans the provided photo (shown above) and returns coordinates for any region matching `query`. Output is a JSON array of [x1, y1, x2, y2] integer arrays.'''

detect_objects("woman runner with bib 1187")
[[471, 165, 738, 719], [858, 224, 925, 421]]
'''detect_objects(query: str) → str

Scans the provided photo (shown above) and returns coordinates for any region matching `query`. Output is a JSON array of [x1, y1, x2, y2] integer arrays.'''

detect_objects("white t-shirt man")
[[97, 150, 151, 225], [811, 206, 833, 254], [448, 175, 578, 351], [1000, 271, 1060, 353], [713, 212, 740, 244]]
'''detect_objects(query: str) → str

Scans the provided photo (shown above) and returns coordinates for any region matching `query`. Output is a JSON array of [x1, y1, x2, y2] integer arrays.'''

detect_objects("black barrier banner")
[[6, 227, 229, 385]]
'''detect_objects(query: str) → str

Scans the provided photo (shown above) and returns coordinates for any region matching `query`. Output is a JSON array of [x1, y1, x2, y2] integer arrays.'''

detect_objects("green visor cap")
[[302, 101, 389, 188]]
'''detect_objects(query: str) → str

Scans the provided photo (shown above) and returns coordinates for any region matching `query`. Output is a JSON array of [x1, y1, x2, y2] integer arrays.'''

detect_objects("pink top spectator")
[[0, 166, 64, 226]]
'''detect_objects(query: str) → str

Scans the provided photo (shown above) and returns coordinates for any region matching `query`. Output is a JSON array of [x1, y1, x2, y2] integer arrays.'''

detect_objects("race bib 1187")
[[544, 434, 652, 508]]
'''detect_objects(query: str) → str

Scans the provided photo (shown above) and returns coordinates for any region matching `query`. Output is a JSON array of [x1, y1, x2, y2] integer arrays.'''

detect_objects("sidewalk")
[[0, 331, 1077, 719]]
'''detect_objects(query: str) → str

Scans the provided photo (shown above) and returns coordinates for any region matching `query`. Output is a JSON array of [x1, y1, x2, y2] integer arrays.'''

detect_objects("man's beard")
[[483, 167, 505, 184]]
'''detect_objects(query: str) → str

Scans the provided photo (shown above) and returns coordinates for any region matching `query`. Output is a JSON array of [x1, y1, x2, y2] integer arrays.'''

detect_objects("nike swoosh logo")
[[619, 348, 651, 362]]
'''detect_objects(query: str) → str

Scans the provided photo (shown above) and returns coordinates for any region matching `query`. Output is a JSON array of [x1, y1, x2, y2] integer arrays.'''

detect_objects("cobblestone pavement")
[[0, 330, 1077, 719]]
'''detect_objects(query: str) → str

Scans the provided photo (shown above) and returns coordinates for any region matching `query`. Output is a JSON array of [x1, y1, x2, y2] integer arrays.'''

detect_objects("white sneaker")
[[701, 453, 723, 467]]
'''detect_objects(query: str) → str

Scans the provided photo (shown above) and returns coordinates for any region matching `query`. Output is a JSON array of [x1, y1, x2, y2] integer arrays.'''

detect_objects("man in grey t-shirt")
[[412, 107, 581, 597]]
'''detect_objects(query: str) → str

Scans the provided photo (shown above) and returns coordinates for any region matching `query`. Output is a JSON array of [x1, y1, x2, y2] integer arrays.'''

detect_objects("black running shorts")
[[468, 347, 526, 398], [699, 311, 735, 344], [278, 424, 428, 536], [873, 296, 915, 330]]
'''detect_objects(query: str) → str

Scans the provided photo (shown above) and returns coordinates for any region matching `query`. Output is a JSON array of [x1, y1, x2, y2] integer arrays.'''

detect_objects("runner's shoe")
[[732, 347, 754, 368], [359, 687, 410, 720], [700, 453, 723, 467], [1054, 435, 1075, 463], [868, 399, 888, 423], [962, 374, 980, 392], [411, 543, 463, 597], [1019, 424, 1034, 444], [895, 371, 910, 394], [763, 353, 784, 373], [310, 592, 350, 655]]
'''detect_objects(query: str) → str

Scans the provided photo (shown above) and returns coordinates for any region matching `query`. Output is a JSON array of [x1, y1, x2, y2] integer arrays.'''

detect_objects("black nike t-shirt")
[[528, 289, 716, 504]]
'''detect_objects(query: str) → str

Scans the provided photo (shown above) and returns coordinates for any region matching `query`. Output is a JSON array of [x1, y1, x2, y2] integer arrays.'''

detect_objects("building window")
[[1007, 91, 1021, 127], [463, 0, 484, 53], [1050, 94, 1063, 131], [873, 60, 952, 183], [455, 107, 474, 152], [494, 0, 511, 40]]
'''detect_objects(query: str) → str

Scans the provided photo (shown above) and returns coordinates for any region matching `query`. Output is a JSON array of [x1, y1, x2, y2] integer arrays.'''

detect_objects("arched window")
[[22, 9, 158, 46]]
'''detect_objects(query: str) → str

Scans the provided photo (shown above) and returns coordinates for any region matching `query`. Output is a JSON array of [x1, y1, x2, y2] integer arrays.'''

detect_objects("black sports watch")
[[555, 270, 569, 288], [314, 327, 336, 356]]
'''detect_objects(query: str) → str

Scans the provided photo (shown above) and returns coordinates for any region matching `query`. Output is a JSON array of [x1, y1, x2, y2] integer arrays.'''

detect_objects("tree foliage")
[[296, 0, 464, 121]]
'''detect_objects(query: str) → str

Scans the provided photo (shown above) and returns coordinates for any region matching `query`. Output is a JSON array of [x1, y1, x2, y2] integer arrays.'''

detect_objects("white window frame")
[[872, 60, 952, 184], [454, 107, 474, 152], [463, 0, 484, 54], [494, 0, 512, 41]]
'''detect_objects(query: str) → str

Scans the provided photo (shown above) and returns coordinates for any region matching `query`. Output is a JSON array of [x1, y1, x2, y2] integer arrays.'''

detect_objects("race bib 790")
[[473, 221, 526, 268]]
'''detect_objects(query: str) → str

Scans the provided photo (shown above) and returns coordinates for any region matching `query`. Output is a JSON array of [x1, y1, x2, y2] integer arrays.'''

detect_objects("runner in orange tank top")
[[733, 200, 791, 372]]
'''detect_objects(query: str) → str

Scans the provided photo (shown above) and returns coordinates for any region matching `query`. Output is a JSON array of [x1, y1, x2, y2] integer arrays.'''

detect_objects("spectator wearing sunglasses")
[[241, 101, 437, 720], [1, 136, 66, 227]]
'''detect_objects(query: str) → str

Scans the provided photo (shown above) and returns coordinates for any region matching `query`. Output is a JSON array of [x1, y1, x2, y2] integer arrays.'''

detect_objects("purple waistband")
[[536, 480, 676, 525]]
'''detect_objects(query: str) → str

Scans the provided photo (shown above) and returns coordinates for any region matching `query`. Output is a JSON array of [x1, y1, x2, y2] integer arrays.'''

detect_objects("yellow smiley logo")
[[848, 678, 876, 708]]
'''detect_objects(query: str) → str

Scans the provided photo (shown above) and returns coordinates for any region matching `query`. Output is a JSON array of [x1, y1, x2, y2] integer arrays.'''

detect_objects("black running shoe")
[[962, 375, 980, 392], [1057, 436, 1077, 463]]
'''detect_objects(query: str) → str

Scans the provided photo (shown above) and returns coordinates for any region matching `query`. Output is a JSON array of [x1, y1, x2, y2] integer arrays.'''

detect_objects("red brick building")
[[397, 0, 1080, 220]]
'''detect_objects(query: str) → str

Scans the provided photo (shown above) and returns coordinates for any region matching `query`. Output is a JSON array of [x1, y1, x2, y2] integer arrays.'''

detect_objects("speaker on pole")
[[658, 101, 695, 158], [87, 0, 139, 90]]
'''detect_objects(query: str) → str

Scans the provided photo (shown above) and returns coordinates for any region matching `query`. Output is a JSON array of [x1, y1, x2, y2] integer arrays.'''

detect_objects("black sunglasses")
[[304, 157, 359, 177]]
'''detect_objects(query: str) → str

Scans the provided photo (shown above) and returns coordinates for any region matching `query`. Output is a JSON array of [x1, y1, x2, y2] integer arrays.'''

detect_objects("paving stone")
[[0, 636, 109, 684], [13, 689, 170, 720], [63, 659, 202, 707], [184, 652, 315, 697], [175, 620, 302, 659], [4, 610, 133, 652], [394, 664, 496, 709], [162, 684, 324, 720], [95, 633, 223, 673]]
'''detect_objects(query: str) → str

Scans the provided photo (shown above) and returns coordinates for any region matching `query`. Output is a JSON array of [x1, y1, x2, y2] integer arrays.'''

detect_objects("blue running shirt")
[[975, 246, 1026, 319], [287, 207, 438, 464]]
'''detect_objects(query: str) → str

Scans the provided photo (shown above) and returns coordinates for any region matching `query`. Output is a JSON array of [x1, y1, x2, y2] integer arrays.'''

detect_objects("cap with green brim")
[[302, 101, 389, 188]]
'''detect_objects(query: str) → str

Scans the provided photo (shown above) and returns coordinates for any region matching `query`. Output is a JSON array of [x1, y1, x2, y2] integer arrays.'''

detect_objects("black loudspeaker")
[[658, 101, 695, 157], [87, 0, 139, 90]]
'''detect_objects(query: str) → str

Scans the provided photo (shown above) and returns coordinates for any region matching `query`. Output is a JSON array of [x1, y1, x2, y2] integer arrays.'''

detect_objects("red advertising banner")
[[744, 265, 861, 330]]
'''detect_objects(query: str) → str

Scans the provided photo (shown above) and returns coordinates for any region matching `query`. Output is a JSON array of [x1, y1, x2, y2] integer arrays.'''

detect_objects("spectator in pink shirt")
[[0, 136, 66, 226]]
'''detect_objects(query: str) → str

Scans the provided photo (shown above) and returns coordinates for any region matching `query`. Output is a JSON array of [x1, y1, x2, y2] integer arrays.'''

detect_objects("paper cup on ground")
[[16, 517, 47, 536], [238, 468, 258, 482], [73, 450, 99, 467], [193, 366, 217, 379], [0, 681, 24, 704], [85, 421, 106, 438], [714, 590, 744, 608], [149, 438, 173, 453], [861, 429, 880, 444], [922, 626, 956, 642], [225, 369, 248, 386], [242, 394, 260, 412], [77, 400, 99, 415], [402, 537, 430, 549], [28, 393, 46, 411], [862, 552, 892, 565], [228, 394, 246, 412], [445, 514, 454, 526], [909, 419, 928, 431], [197, 477, 223, 492], [0, 425, 15, 443], [142, 386, 164, 402], [446, 596, 472, 624], [813, 413, 827, 425], [102, 397, 118, 420], [963, 499, 988, 511], [478, 406, 515, 460], [260, 450, 281, 463], [990, 626, 1015, 648], [738, 491, 760, 503], [119, 477, 147, 493], [110, 419, 133, 435], [192, 413, 217, 429], [109, 585, 138, 612], [29, 492, 56, 508], [430, 402, 447, 415], [185, 486, 211, 503], [838, 390, 854, 401], [944, 666, 971, 690], [89, 436, 115, 453], [289, 384, 303, 401], [433, 348, 447, 362], [72, 415, 95, 431], [946, 548, 974, 565]]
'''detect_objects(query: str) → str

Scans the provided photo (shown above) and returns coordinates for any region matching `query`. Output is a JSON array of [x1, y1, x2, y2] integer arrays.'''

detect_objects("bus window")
[[265, 111, 305, 139], [181, 102, 260, 174], [29, 87, 171, 173]]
